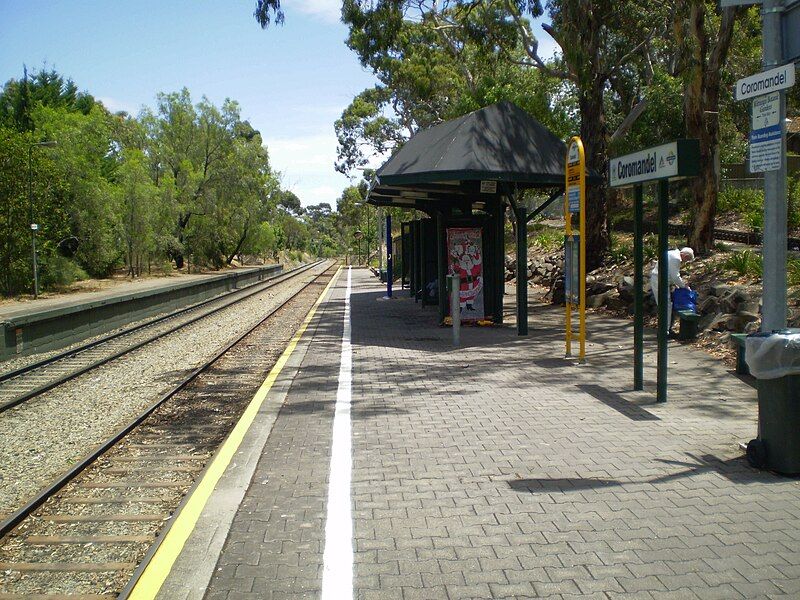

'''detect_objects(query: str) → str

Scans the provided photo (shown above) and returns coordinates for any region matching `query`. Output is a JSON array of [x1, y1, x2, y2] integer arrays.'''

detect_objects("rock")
[[710, 283, 732, 297], [699, 312, 728, 332], [726, 311, 760, 332], [745, 320, 760, 334], [698, 295, 721, 315]]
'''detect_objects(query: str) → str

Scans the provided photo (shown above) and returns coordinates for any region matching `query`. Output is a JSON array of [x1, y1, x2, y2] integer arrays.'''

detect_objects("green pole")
[[437, 211, 447, 324], [515, 204, 528, 335], [657, 180, 669, 403], [633, 185, 644, 390], [495, 204, 505, 325]]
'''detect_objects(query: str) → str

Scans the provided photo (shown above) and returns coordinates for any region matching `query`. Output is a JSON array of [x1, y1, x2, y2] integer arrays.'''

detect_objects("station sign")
[[608, 140, 700, 188], [750, 92, 782, 173], [566, 141, 583, 213], [479, 180, 497, 194], [735, 63, 795, 101]]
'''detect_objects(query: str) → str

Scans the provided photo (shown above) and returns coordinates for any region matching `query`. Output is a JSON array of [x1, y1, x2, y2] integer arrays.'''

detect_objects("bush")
[[723, 250, 762, 278], [39, 255, 89, 289], [788, 258, 800, 287], [719, 186, 764, 232], [530, 228, 562, 253], [789, 175, 800, 230], [607, 233, 631, 263]]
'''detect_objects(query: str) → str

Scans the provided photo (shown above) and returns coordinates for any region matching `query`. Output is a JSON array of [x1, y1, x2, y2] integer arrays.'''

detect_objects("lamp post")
[[28, 140, 57, 299]]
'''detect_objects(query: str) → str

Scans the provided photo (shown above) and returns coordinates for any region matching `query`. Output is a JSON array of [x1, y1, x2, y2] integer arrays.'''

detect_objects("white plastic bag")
[[745, 333, 800, 379]]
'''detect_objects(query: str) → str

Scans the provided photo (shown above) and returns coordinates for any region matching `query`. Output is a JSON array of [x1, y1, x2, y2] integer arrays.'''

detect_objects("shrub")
[[789, 175, 800, 230], [719, 187, 764, 232], [39, 255, 89, 289], [530, 229, 562, 253], [788, 258, 800, 287], [723, 250, 762, 278], [607, 233, 631, 263]]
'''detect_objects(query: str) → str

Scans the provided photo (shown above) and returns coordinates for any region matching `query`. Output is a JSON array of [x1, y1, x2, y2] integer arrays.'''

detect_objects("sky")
[[1, 0, 557, 208]]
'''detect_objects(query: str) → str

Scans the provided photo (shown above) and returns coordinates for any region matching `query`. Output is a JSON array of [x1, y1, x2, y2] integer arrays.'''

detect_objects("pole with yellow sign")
[[564, 137, 586, 362]]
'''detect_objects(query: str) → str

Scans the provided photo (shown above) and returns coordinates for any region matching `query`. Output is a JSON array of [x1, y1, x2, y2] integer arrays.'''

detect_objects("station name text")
[[740, 71, 788, 98], [616, 152, 656, 181]]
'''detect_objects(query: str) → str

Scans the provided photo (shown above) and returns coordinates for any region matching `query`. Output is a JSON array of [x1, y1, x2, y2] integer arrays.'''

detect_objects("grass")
[[530, 228, 562, 253]]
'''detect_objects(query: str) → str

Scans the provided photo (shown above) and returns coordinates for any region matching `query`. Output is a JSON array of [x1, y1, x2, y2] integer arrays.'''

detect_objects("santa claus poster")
[[446, 227, 484, 321]]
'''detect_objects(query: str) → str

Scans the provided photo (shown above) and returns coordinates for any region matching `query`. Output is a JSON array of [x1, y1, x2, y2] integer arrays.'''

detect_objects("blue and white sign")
[[568, 188, 580, 213], [750, 92, 782, 173]]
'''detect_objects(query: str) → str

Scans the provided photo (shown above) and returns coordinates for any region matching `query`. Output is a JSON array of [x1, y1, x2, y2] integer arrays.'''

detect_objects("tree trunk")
[[682, 1, 738, 254], [580, 77, 610, 271]]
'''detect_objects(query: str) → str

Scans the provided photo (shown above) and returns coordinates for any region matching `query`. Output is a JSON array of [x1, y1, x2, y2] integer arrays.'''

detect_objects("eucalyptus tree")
[[141, 89, 242, 268]]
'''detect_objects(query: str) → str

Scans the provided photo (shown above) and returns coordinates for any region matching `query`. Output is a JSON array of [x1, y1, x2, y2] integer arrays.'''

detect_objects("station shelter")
[[369, 101, 571, 335]]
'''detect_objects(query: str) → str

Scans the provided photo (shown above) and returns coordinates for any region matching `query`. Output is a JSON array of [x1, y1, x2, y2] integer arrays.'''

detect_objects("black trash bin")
[[746, 329, 800, 475]]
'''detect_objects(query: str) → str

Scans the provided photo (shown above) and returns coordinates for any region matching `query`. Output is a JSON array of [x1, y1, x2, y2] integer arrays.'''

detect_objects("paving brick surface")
[[205, 269, 800, 599]]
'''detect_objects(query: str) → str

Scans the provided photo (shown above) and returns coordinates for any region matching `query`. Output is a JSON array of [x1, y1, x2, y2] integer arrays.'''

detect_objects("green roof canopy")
[[369, 101, 587, 211]]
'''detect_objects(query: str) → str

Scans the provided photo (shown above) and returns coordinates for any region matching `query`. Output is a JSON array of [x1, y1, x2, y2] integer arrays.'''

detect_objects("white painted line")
[[321, 266, 353, 600]]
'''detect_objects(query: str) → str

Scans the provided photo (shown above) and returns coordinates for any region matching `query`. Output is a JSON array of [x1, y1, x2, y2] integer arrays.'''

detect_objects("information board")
[[750, 92, 782, 173]]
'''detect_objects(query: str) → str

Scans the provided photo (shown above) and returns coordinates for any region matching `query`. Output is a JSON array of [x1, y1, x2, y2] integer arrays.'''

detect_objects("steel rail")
[[0, 260, 324, 413], [0, 261, 336, 540]]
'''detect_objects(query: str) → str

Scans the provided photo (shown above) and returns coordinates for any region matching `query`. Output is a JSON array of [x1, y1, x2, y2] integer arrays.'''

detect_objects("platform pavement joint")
[[196, 269, 800, 600]]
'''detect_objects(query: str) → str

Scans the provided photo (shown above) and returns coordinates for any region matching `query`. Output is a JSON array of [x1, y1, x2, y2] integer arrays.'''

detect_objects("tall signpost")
[[564, 137, 586, 362], [725, 0, 799, 331], [735, 62, 796, 331], [609, 140, 700, 403]]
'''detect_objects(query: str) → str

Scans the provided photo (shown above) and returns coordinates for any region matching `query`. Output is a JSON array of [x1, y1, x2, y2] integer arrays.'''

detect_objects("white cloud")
[[264, 133, 351, 207], [97, 96, 138, 115], [293, 0, 341, 24]]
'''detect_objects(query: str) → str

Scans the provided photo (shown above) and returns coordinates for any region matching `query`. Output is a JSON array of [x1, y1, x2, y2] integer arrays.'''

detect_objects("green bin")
[[748, 329, 800, 475], [757, 374, 800, 474]]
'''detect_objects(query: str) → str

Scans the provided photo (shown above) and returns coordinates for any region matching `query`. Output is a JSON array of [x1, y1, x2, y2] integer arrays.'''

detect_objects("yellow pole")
[[564, 156, 572, 357], [577, 138, 586, 363]]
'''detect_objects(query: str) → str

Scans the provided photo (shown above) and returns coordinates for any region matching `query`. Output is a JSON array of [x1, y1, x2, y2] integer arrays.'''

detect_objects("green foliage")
[[0, 68, 311, 295], [788, 258, 800, 288], [718, 187, 764, 232], [723, 250, 763, 278], [607, 234, 632, 264], [530, 228, 562, 253], [789, 175, 800, 230], [643, 234, 659, 263], [39, 255, 88, 289]]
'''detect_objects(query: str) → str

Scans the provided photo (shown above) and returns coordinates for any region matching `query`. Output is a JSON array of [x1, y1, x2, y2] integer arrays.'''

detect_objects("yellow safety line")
[[129, 266, 342, 600]]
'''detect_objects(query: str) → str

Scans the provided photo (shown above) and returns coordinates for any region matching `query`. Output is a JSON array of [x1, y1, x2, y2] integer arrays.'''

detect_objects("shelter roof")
[[368, 101, 584, 211]]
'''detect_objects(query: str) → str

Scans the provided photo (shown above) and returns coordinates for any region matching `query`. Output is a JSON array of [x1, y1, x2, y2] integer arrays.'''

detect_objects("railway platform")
[[0, 263, 281, 360], [139, 267, 800, 599]]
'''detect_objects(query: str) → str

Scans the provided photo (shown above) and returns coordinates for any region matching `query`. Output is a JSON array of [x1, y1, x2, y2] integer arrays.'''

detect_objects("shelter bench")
[[731, 333, 750, 375], [676, 309, 700, 341]]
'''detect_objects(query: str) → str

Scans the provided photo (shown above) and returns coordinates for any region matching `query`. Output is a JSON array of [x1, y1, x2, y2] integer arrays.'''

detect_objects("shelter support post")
[[417, 220, 425, 306], [386, 214, 393, 298], [633, 185, 644, 391], [515, 203, 528, 335], [437, 212, 447, 324], [657, 180, 669, 403], [495, 204, 505, 325]]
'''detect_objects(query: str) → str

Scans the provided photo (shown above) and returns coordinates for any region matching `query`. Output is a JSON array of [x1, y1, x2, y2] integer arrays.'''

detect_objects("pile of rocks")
[[505, 253, 563, 286], [579, 276, 762, 335], [507, 250, 769, 336]]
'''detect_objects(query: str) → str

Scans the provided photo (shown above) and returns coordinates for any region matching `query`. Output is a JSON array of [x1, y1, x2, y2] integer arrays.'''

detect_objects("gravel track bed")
[[0, 261, 333, 520], [0, 265, 307, 378]]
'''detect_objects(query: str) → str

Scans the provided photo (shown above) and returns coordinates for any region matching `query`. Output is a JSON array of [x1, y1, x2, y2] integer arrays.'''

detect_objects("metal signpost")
[[564, 137, 586, 362], [735, 58, 796, 332], [609, 140, 700, 403]]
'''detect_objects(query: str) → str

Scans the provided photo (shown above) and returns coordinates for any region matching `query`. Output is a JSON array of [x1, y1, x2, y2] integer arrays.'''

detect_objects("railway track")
[[0, 260, 324, 413], [0, 261, 339, 598]]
